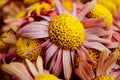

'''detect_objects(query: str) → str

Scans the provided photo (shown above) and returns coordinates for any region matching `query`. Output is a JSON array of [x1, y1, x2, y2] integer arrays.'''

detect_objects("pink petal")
[[25, 58, 38, 77], [36, 56, 44, 74], [111, 69, 120, 79], [112, 31, 120, 42], [55, 0, 67, 14], [77, 0, 97, 20], [83, 41, 110, 52], [45, 44, 58, 65], [52, 49, 62, 76], [49, 51, 58, 71], [63, 50, 72, 80], [1, 63, 33, 80], [82, 18, 104, 28], [70, 51, 75, 67], [86, 34, 111, 43], [105, 42, 119, 48], [72, 3, 77, 16], [10, 62, 33, 80]]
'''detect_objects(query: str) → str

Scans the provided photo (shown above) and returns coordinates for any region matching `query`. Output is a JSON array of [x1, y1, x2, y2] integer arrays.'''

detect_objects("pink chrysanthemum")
[[1, 56, 59, 80], [16, 0, 116, 79], [75, 49, 120, 80]]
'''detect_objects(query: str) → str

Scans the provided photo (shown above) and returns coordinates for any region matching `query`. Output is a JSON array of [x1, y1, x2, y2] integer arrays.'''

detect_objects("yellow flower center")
[[87, 49, 100, 62], [0, 40, 7, 53], [98, 0, 117, 14], [35, 74, 59, 80], [49, 14, 85, 50], [16, 37, 42, 61], [87, 4, 113, 28], [94, 76, 115, 80], [28, 2, 51, 16]]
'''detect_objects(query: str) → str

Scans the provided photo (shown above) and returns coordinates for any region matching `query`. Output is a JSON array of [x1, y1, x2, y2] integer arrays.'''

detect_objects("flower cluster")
[[0, 0, 120, 80]]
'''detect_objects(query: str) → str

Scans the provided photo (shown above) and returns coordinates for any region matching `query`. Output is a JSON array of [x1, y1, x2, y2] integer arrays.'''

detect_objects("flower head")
[[0, 40, 7, 53], [16, 37, 42, 61], [75, 49, 120, 80], [16, 0, 114, 79], [49, 14, 85, 50], [1, 56, 59, 80], [87, 4, 113, 28]]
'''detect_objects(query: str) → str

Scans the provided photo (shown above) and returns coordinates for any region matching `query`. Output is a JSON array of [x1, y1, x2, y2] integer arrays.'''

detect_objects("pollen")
[[49, 14, 85, 50], [98, 0, 117, 14], [87, 49, 100, 62], [16, 37, 42, 61], [94, 76, 115, 80], [35, 74, 59, 80], [0, 40, 7, 53], [87, 4, 113, 28]]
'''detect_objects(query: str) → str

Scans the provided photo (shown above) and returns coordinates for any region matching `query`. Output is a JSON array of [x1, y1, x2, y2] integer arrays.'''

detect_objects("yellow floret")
[[49, 14, 85, 50], [35, 74, 59, 80], [74, 54, 81, 68], [98, 0, 117, 14], [16, 37, 42, 61], [94, 76, 115, 80], [0, 40, 7, 53], [87, 49, 100, 62], [28, 2, 51, 16], [87, 4, 113, 28]]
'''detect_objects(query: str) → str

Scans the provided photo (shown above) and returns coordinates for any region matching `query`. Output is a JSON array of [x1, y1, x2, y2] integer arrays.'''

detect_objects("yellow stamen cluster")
[[0, 40, 7, 53], [87, 4, 113, 28], [87, 49, 100, 62], [35, 74, 59, 80], [94, 76, 115, 80], [49, 14, 85, 50], [16, 37, 42, 61], [28, 2, 51, 16], [98, 0, 117, 14]]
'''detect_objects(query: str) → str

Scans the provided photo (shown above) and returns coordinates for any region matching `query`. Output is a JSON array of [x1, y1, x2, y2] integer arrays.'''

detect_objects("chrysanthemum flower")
[[1, 56, 59, 80], [75, 49, 120, 80], [16, 0, 115, 79], [16, 37, 42, 61], [98, 0, 117, 14], [87, 4, 113, 28]]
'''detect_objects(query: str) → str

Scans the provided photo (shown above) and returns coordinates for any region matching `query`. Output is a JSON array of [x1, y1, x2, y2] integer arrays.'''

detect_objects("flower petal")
[[63, 50, 72, 80], [25, 58, 38, 77]]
